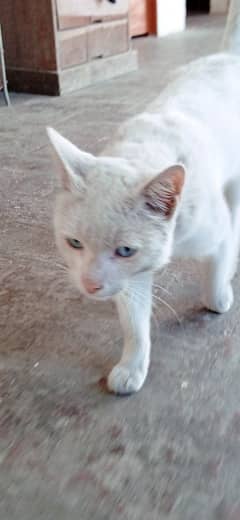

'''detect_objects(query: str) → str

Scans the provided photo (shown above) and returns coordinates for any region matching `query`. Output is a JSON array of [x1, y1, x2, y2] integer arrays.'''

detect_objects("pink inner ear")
[[160, 166, 185, 195], [143, 165, 185, 218]]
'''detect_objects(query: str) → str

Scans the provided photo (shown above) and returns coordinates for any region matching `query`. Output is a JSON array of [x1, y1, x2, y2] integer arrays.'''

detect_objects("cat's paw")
[[107, 363, 148, 395], [205, 283, 234, 314]]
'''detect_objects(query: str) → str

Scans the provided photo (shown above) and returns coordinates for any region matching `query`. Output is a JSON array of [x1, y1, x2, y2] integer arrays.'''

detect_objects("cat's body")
[[48, 0, 240, 394], [105, 53, 240, 261]]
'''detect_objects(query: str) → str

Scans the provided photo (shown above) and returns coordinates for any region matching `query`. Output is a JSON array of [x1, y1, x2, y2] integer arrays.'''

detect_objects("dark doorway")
[[187, 0, 210, 13]]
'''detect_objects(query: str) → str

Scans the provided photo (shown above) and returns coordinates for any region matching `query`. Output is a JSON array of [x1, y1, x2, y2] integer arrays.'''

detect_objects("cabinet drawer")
[[59, 28, 87, 69], [88, 19, 129, 61], [56, 0, 128, 30]]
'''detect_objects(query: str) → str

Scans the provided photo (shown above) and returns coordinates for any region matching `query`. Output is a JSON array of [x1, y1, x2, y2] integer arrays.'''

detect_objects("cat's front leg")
[[108, 272, 152, 395]]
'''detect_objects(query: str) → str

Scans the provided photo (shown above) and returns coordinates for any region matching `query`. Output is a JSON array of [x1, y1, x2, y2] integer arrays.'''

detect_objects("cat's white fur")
[[47, 0, 240, 394]]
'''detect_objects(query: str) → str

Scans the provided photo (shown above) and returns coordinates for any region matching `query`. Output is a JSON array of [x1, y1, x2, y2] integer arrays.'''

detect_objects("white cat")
[[47, 0, 240, 395]]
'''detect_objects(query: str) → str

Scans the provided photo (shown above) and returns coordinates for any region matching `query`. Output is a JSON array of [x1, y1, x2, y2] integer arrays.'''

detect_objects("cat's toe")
[[205, 284, 234, 314], [107, 364, 147, 395]]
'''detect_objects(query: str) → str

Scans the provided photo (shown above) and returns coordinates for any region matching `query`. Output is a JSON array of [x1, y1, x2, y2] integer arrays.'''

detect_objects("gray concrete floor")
[[1, 15, 240, 520]]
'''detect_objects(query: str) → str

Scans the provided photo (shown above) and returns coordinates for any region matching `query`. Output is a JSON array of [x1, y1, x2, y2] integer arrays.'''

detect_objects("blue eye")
[[67, 238, 83, 249], [115, 246, 137, 258]]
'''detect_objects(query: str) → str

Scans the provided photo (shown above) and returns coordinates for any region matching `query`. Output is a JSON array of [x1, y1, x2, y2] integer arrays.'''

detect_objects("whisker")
[[53, 270, 68, 280], [152, 283, 171, 296], [117, 282, 186, 349], [55, 262, 68, 271], [151, 304, 161, 330], [56, 261, 67, 267], [122, 288, 162, 332], [152, 293, 182, 325]]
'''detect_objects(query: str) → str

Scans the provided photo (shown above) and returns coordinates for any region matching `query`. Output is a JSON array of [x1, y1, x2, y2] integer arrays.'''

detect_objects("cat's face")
[[48, 128, 184, 300]]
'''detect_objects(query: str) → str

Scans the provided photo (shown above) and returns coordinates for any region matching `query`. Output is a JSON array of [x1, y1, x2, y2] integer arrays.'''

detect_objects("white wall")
[[156, 0, 229, 39], [156, 0, 186, 37]]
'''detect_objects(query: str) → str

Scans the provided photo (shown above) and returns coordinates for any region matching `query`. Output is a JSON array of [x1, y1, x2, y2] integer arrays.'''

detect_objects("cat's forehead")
[[56, 157, 149, 244], [87, 161, 137, 194], [74, 190, 138, 231], [58, 185, 144, 247], [74, 162, 138, 214]]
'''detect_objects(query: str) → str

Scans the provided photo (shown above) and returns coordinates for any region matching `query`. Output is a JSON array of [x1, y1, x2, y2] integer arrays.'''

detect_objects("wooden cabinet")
[[0, 0, 137, 95], [87, 20, 129, 60], [56, 0, 128, 29], [59, 28, 88, 69], [56, 0, 129, 69], [129, 0, 156, 37]]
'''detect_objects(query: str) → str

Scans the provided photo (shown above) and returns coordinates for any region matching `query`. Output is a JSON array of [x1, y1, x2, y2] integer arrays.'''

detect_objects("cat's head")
[[47, 128, 185, 300]]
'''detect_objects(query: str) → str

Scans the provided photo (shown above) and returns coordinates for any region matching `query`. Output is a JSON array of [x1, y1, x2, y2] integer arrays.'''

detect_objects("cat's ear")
[[46, 127, 95, 191], [142, 165, 185, 218]]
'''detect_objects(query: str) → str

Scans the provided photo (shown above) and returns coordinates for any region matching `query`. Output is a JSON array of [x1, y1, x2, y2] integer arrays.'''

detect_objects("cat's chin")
[[81, 288, 123, 302], [85, 294, 114, 302]]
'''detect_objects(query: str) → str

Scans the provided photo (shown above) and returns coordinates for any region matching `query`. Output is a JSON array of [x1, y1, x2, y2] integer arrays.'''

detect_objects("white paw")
[[205, 284, 234, 314], [107, 363, 148, 395]]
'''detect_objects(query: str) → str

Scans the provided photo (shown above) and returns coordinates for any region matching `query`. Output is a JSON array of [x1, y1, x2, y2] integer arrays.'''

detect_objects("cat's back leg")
[[224, 175, 240, 278]]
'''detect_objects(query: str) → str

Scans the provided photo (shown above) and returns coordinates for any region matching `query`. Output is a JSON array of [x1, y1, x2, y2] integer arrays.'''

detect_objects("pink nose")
[[82, 277, 103, 294]]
